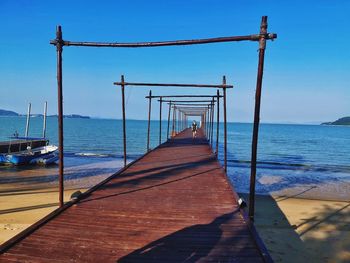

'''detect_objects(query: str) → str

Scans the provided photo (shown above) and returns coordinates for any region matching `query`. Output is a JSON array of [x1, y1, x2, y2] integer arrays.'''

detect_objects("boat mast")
[[25, 103, 31, 138], [42, 101, 47, 138]]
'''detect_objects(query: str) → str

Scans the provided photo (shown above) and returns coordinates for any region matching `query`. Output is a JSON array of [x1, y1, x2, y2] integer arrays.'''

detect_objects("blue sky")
[[0, 0, 349, 123]]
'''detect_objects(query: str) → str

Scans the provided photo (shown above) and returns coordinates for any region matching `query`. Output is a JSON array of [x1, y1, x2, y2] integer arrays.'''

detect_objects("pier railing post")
[[121, 75, 127, 167], [216, 90, 220, 155], [209, 106, 211, 140], [159, 96, 162, 145], [167, 101, 171, 139], [147, 90, 152, 151], [223, 76, 227, 172], [172, 106, 175, 137], [249, 16, 269, 221], [55, 25, 64, 207], [210, 97, 215, 149]]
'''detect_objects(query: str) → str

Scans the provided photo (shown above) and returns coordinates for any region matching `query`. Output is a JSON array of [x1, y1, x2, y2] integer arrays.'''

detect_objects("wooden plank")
[[0, 129, 269, 262]]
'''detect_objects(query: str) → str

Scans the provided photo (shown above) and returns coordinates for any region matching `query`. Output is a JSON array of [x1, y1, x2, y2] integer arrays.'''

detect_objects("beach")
[[241, 193, 350, 263], [0, 157, 122, 244], [0, 119, 349, 261], [1, 168, 349, 262]]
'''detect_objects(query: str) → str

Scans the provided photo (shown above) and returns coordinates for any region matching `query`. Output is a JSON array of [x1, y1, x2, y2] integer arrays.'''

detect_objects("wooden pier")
[[0, 129, 271, 262]]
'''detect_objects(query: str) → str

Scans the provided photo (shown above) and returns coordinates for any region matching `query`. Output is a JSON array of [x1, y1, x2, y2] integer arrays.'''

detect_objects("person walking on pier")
[[192, 121, 198, 139]]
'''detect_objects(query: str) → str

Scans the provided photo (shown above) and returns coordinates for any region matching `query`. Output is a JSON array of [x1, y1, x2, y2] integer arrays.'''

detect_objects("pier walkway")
[[0, 129, 270, 262]]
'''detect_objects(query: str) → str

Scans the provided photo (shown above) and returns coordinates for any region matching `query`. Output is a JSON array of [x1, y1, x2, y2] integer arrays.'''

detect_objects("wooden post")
[[216, 90, 220, 155], [147, 90, 152, 151], [210, 97, 214, 148], [249, 16, 269, 221], [121, 75, 127, 167], [172, 106, 175, 137], [223, 76, 227, 172], [159, 96, 162, 145], [56, 25, 64, 207], [204, 111, 207, 137], [167, 101, 171, 139]]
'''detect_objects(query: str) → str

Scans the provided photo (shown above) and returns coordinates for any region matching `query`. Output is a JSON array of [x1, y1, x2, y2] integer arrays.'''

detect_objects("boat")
[[0, 102, 58, 165], [0, 137, 48, 154], [2, 145, 58, 165]]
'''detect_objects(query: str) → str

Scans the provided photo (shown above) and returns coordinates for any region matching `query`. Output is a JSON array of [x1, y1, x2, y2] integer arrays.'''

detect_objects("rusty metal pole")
[[159, 96, 162, 145], [207, 106, 210, 142], [210, 98, 214, 148], [216, 90, 220, 155], [174, 107, 177, 134], [121, 75, 127, 167], [223, 76, 227, 172], [249, 16, 268, 221], [147, 90, 152, 151], [55, 26, 64, 208], [167, 101, 171, 139], [179, 111, 181, 132], [181, 112, 183, 131], [204, 111, 207, 137], [172, 106, 175, 137]]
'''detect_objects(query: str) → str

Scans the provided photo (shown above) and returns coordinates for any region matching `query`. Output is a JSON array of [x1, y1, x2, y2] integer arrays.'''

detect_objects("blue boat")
[[0, 102, 58, 165], [2, 145, 58, 165]]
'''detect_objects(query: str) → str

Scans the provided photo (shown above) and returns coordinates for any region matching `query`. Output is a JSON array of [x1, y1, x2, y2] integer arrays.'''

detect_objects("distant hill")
[[0, 109, 19, 116], [0, 109, 90, 119], [49, 114, 90, 119], [322, 117, 350, 126]]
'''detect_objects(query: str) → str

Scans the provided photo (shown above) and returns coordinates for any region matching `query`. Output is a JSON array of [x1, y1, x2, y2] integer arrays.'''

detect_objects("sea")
[[1, 116, 349, 200]]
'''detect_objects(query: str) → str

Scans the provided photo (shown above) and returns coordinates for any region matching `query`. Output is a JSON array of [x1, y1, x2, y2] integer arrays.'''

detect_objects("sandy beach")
[[0, 158, 122, 244], [1, 183, 349, 262], [241, 193, 350, 263], [0, 159, 349, 262]]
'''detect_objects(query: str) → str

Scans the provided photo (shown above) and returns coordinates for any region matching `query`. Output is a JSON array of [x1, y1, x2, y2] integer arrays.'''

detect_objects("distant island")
[[49, 114, 91, 119], [322, 117, 350, 126], [0, 109, 19, 116], [0, 109, 90, 119]]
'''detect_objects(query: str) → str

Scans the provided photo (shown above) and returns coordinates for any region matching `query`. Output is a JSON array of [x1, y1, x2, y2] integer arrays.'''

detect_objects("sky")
[[0, 0, 349, 123]]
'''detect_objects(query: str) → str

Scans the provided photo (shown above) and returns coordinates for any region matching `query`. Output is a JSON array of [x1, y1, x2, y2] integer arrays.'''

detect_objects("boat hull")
[[0, 145, 58, 165]]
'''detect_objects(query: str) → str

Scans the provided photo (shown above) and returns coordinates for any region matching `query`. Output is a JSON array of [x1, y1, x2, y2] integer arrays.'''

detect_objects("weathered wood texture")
[[0, 129, 266, 262]]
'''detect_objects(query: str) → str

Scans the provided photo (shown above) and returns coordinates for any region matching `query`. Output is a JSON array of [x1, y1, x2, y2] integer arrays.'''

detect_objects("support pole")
[[210, 98, 214, 148], [121, 75, 127, 167], [204, 111, 207, 137], [25, 103, 31, 138], [167, 101, 171, 139], [147, 90, 152, 151], [172, 106, 175, 137], [56, 25, 64, 207], [216, 90, 220, 155], [159, 96, 162, 145], [42, 101, 47, 138], [223, 76, 227, 172], [249, 16, 268, 221], [207, 106, 210, 140], [178, 110, 180, 133]]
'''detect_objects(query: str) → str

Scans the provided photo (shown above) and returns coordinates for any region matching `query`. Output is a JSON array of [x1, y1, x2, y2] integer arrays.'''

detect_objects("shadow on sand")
[[240, 193, 350, 263]]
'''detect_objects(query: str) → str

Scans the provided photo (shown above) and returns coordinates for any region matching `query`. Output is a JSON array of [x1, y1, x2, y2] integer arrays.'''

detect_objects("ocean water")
[[1, 116, 349, 199]]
